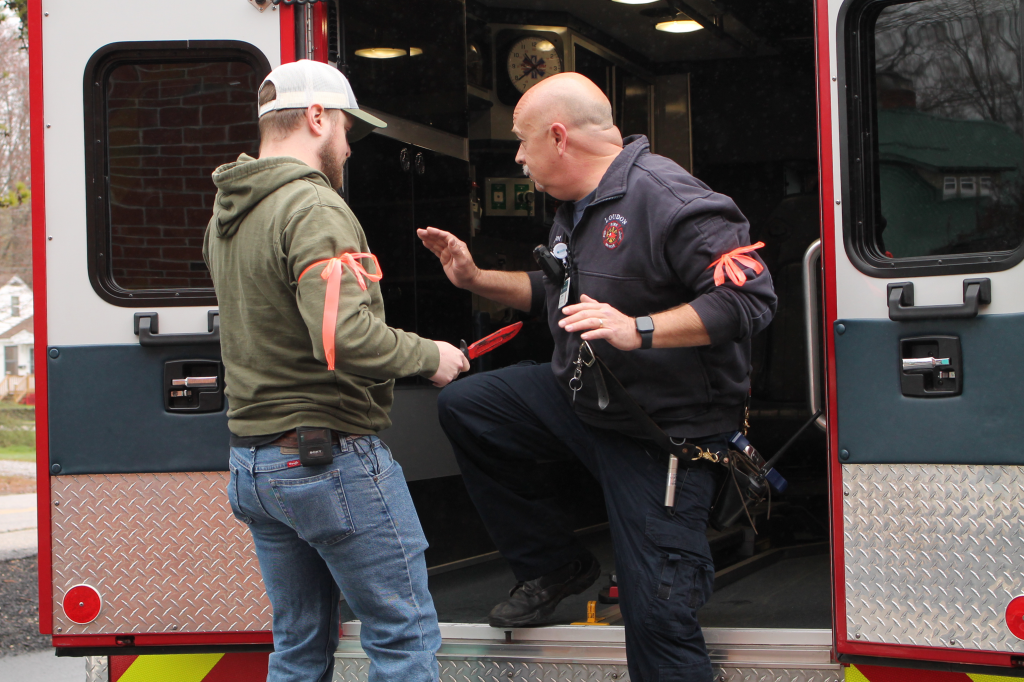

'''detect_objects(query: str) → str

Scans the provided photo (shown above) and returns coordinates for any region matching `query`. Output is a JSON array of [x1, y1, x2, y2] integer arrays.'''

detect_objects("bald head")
[[512, 73, 624, 201], [517, 72, 615, 132]]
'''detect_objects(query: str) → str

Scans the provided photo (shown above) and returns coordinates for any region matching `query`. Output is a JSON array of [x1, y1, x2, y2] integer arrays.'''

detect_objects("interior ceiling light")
[[611, 0, 659, 4], [655, 19, 703, 33], [354, 47, 407, 59], [409, 47, 423, 56]]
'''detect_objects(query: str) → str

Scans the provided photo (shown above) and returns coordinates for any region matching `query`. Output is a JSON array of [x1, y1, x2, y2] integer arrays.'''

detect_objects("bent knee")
[[436, 372, 488, 426]]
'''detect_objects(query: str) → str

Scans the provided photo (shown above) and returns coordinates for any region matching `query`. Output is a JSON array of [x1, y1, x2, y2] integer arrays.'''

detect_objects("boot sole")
[[488, 559, 602, 628]]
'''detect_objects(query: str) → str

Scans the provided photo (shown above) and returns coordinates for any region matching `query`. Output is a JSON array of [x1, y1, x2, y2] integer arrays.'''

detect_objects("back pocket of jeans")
[[270, 470, 355, 546]]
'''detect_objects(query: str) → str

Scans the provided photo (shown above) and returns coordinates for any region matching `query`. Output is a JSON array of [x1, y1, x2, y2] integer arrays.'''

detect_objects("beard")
[[318, 131, 345, 190], [522, 163, 544, 192]]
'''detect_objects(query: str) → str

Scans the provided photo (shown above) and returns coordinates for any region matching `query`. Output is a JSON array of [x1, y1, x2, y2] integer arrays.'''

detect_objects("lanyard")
[[298, 252, 382, 371]]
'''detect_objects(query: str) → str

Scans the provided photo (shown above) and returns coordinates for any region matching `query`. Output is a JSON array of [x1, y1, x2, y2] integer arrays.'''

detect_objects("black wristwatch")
[[635, 316, 654, 350]]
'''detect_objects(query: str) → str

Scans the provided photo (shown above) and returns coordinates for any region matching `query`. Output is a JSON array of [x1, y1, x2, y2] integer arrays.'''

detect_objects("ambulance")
[[28, 0, 1024, 679]]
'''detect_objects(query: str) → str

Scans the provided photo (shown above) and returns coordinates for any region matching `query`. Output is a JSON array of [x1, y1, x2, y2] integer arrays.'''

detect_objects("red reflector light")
[[1007, 595, 1024, 640], [609, 586, 619, 598], [62, 584, 102, 624]]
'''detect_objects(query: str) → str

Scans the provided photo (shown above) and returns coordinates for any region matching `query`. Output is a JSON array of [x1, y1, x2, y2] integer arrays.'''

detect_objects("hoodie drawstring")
[[298, 253, 382, 371]]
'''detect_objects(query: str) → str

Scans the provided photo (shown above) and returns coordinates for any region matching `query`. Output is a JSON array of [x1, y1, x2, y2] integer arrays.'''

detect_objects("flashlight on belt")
[[663, 454, 679, 510]]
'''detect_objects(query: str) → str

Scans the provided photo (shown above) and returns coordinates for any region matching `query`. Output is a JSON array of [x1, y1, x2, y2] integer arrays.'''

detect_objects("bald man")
[[419, 73, 776, 682]]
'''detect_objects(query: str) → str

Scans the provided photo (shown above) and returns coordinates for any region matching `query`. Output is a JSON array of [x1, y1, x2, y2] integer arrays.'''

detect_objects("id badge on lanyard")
[[558, 274, 571, 309], [553, 241, 571, 308]]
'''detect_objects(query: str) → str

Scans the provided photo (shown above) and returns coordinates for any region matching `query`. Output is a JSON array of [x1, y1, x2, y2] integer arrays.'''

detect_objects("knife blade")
[[460, 321, 524, 361]]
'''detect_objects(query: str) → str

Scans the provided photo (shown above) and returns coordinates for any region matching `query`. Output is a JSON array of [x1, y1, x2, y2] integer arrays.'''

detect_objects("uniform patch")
[[603, 214, 627, 249]]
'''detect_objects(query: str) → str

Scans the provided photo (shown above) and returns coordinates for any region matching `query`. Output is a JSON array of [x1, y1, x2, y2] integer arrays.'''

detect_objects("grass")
[[0, 406, 35, 451], [0, 445, 34, 461]]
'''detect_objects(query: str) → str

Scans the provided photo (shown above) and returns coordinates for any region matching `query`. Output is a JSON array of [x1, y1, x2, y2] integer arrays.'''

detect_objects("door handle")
[[134, 311, 220, 346], [887, 279, 990, 321], [801, 240, 827, 432], [901, 357, 950, 371], [171, 376, 218, 388]]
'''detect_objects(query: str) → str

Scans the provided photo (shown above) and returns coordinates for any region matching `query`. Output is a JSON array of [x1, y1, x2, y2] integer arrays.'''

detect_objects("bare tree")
[[0, 14, 29, 197], [0, 10, 29, 284], [875, 0, 1023, 134]]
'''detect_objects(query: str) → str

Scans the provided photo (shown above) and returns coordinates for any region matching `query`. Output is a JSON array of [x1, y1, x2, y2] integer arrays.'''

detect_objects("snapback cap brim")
[[344, 108, 387, 142]]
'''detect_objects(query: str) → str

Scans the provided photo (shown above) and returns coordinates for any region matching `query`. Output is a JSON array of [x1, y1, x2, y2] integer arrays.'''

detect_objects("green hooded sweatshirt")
[[203, 154, 440, 437]]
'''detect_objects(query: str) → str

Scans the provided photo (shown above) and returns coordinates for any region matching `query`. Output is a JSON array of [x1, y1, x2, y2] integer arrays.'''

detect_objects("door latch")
[[900, 336, 962, 397], [901, 357, 950, 371], [164, 360, 223, 413]]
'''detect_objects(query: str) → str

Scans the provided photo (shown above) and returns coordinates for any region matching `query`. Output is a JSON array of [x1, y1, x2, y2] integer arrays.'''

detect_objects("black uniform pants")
[[437, 362, 725, 682]]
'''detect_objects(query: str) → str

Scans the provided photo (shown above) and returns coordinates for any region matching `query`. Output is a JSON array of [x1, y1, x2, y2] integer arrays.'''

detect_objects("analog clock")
[[506, 37, 563, 95]]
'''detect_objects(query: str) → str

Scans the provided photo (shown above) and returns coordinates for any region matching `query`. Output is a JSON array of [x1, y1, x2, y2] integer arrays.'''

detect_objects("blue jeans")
[[228, 435, 441, 682]]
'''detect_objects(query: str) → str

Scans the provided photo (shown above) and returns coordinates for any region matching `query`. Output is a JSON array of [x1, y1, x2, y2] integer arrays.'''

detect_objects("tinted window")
[[871, 0, 1024, 259], [107, 61, 260, 289], [85, 42, 270, 306]]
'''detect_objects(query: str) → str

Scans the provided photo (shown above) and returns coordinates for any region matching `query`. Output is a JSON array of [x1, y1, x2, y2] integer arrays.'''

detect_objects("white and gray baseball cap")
[[258, 59, 386, 141]]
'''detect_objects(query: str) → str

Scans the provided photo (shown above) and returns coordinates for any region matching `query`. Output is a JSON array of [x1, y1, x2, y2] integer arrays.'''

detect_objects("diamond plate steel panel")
[[85, 656, 108, 682], [50, 473, 271, 634], [718, 669, 841, 682], [333, 659, 630, 681], [843, 464, 1024, 651], [331, 660, 841, 682]]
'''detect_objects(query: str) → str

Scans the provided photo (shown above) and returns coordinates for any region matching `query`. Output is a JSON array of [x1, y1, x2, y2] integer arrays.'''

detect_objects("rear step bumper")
[[335, 623, 839, 681]]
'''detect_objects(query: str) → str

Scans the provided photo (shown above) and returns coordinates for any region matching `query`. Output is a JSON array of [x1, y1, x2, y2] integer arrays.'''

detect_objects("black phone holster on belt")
[[297, 426, 335, 467]]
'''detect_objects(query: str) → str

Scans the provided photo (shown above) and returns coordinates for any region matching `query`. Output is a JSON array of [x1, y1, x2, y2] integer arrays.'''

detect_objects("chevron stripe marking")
[[203, 652, 270, 681], [116, 653, 224, 682], [850, 664, 1021, 682]]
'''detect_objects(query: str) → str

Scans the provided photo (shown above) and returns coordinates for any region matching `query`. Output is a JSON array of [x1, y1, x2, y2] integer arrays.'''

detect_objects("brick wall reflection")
[[106, 61, 260, 290]]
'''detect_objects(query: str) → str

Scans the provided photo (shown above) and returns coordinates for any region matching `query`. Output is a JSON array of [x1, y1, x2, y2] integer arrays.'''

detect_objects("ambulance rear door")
[[819, 0, 1024, 670], [32, 0, 290, 652]]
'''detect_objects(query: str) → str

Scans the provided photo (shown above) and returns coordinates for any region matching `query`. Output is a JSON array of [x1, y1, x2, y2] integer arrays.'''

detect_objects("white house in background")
[[0, 276, 34, 377]]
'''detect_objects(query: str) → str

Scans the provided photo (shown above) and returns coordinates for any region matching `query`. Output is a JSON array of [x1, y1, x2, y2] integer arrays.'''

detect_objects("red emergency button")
[[62, 584, 102, 624], [1006, 595, 1024, 640]]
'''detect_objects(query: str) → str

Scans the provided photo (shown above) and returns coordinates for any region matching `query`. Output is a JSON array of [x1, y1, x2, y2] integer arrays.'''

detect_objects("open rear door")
[[819, 0, 1024, 670], [31, 0, 288, 652]]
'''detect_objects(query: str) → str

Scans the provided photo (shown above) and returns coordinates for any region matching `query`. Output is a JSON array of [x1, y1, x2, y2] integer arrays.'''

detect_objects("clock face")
[[506, 37, 562, 94]]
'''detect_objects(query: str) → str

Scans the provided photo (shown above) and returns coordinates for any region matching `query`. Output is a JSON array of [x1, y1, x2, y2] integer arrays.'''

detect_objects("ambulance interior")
[[332, 0, 832, 630]]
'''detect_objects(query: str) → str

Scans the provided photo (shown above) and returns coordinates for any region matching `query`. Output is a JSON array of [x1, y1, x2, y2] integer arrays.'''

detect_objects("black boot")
[[488, 554, 601, 627]]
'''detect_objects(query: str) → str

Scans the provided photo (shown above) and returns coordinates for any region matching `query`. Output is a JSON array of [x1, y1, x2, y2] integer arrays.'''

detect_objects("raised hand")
[[417, 227, 480, 290]]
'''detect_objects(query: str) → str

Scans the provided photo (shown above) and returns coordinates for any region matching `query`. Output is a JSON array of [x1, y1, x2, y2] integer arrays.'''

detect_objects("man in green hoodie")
[[204, 60, 467, 682]]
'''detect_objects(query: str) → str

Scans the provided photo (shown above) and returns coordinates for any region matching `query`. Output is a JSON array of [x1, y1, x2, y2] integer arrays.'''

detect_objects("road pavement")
[[0, 649, 84, 681], [0, 493, 37, 561]]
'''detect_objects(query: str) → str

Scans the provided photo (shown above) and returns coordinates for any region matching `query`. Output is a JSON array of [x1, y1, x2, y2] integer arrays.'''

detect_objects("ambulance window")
[[849, 0, 1024, 274], [85, 43, 270, 305]]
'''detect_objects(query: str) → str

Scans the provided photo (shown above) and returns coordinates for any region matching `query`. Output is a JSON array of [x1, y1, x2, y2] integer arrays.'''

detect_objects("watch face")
[[506, 37, 562, 94], [636, 316, 655, 333]]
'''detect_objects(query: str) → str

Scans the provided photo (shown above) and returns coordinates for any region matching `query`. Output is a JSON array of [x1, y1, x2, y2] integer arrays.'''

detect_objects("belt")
[[270, 429, 345, 449]]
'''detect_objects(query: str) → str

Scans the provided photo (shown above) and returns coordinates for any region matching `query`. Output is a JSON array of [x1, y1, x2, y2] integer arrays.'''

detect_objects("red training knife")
[[461, 322, 523, 361]]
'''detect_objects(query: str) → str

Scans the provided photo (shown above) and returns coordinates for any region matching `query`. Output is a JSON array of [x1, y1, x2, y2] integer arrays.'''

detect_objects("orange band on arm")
[[298, 252, 382, 371], [706, 242, 765, 287]]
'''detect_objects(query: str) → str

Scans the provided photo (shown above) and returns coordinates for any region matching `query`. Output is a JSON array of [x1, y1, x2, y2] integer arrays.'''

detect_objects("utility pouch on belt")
[[297, 427, 334, 467], [579, 342, 777, 531]]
